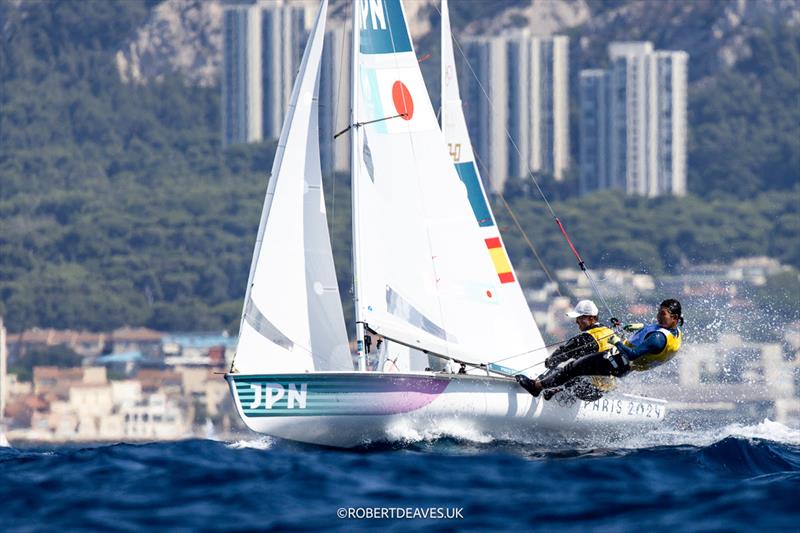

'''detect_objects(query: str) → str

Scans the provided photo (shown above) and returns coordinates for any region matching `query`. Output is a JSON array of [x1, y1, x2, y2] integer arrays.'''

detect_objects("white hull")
[[227, 372, 666, 448]]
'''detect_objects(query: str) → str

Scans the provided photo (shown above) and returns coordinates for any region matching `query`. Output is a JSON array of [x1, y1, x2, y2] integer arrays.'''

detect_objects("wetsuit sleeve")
[[614, 332, 667, 360], [546, 332, 598, 368]]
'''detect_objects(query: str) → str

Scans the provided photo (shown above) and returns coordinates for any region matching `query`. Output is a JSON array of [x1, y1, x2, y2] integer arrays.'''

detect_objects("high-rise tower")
[[460, 33, 569, 194], [579, 42, 688, 196]]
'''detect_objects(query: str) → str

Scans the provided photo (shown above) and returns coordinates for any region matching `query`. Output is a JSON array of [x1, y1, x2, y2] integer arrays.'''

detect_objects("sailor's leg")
[[538, 352, 616, 390]]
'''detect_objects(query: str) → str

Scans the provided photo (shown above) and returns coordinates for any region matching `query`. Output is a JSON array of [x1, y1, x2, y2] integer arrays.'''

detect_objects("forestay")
[[351, 0, 545, 374], [235, 0, 352, 374]]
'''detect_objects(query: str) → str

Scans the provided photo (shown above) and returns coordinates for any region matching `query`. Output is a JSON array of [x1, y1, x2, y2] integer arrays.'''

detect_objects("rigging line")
[[515, 360, 546, 375], [487, 328, 624, 368], [372, 327, 513, 378], [333, 112, 408, 139], [498, 192, 563, 296], [515, 333, 628, 375], [436, 3, 618, 322], [472, 150, 562, 296]]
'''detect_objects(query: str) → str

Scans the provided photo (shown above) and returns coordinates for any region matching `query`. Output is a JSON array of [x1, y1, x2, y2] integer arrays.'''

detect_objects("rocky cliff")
[[116, 0, 222, 87], [114, 0, 800, 87]]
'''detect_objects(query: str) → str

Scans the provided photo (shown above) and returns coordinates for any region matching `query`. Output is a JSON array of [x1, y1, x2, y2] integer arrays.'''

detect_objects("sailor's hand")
[[608, 334, 621, 345], [544, 356, 555, 369], [623, 323, 644, 332]]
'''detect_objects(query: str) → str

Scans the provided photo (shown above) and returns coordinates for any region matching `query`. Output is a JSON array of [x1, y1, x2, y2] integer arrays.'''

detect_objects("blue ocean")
[[1, 420, 798, 532]]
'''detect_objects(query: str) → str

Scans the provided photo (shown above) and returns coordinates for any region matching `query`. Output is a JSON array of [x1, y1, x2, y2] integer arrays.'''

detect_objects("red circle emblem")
[[392, 81, 414, 120]]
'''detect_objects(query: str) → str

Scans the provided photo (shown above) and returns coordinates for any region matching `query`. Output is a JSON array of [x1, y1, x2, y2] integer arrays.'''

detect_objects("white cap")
[[566, 299, 599, 318]]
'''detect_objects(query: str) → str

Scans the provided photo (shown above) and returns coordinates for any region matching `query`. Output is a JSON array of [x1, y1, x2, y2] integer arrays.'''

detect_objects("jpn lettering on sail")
[[352, 0, 543, 373], [236, 0, 351, 374]]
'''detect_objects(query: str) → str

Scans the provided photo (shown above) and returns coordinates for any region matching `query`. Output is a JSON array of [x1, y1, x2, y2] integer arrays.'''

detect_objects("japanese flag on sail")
[[359, 66, 437, 134]]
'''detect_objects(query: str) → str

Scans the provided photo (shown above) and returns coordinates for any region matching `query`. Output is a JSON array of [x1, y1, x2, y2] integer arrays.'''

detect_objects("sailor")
[[544, 299, 616, 369], [516, 299, 684, 398], [515, 300, 616, 400]]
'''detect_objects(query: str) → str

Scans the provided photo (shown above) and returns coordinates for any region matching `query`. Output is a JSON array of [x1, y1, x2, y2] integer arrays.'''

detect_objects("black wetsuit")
[[545, 324, 608, 369], [539, 324, 616, 400], [537, 350, 629, 391]]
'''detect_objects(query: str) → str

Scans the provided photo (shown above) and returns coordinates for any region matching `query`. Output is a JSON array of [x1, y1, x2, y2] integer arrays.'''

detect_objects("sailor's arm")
[[546, 333, 597, 368], [614, 332, 667, 360]]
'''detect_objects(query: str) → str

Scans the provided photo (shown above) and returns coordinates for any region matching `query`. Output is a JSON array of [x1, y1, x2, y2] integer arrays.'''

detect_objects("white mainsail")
[[351, 0, 545, 374], [439, 0, 548, 372], [234, 0, 352, 374]]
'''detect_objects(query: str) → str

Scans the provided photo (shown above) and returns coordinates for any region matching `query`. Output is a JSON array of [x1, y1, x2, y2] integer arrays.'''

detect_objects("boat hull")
[[226, 372, 666, 447]]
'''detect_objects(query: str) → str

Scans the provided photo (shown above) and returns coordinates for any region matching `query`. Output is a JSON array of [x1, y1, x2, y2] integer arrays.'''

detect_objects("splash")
[[607, 418, 800, 450], [226, 436, 275, 451], [717, 418, 800, 445], [383, 418, 494, 445]]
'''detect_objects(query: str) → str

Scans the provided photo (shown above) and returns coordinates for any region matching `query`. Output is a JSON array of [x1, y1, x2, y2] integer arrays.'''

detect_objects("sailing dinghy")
[[225, 0, 665, 448]]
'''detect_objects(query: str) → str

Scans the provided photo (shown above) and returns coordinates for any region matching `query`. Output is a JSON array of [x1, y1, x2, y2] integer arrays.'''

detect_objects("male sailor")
[[515, 300, 616, 401], [516, 299, 684, 398]]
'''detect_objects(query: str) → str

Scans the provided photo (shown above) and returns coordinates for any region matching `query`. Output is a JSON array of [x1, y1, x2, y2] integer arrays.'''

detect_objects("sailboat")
[[225, 0, 666, 448]]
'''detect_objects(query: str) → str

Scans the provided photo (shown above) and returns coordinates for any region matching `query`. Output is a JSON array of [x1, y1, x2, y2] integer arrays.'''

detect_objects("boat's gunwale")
[[225, 370, 516, 385]]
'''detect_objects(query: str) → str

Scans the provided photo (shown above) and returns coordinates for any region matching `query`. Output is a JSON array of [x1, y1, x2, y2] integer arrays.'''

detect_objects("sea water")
[[1, 419, 798, 531]]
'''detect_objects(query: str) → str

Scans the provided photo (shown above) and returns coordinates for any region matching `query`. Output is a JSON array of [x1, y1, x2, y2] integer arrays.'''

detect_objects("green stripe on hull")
[[230, 374, 450, 417]]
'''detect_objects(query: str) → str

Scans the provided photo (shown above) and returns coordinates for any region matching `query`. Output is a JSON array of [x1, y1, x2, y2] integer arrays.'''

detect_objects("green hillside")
[[0, 0, 797, 333]]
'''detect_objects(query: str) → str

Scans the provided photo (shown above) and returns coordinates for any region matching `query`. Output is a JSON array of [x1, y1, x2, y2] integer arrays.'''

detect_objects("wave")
[[612, 418, 800, 450], [0, 431, 797, 532]]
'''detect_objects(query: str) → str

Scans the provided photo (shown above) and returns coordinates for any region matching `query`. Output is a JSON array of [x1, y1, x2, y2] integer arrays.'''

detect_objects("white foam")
[[384, 418, 494, 445], [717, 418, 800, 446], [226, 436, 275, 450], [609, 418, 800, 450]]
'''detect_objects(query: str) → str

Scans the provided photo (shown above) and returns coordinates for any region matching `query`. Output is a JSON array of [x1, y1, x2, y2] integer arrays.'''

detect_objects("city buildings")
[[459, 33, 569, 194], [221, 1, 350, 174], [579, 41, 688, 197], [222, 1, 263, 146], [221, 0, 306, 147], [260, 1, 307, 141], [221, 8, 573, 189], [319, 25, 351, 174]]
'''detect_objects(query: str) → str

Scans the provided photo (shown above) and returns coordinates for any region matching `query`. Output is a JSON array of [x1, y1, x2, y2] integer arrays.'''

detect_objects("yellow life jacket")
[[627, 326, 682, 371], [584, 324, 617, 391], [584, 324, 616, 353]]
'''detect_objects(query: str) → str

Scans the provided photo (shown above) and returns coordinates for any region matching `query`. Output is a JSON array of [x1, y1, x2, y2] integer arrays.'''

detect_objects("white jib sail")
[[439, 0, 547, 373], [235, 0, 352, 374], [351, 0, 544, 374]]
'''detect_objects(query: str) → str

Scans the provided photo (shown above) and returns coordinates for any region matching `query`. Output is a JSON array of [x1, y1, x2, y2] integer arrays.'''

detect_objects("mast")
[[350, 0, 366, 371]]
